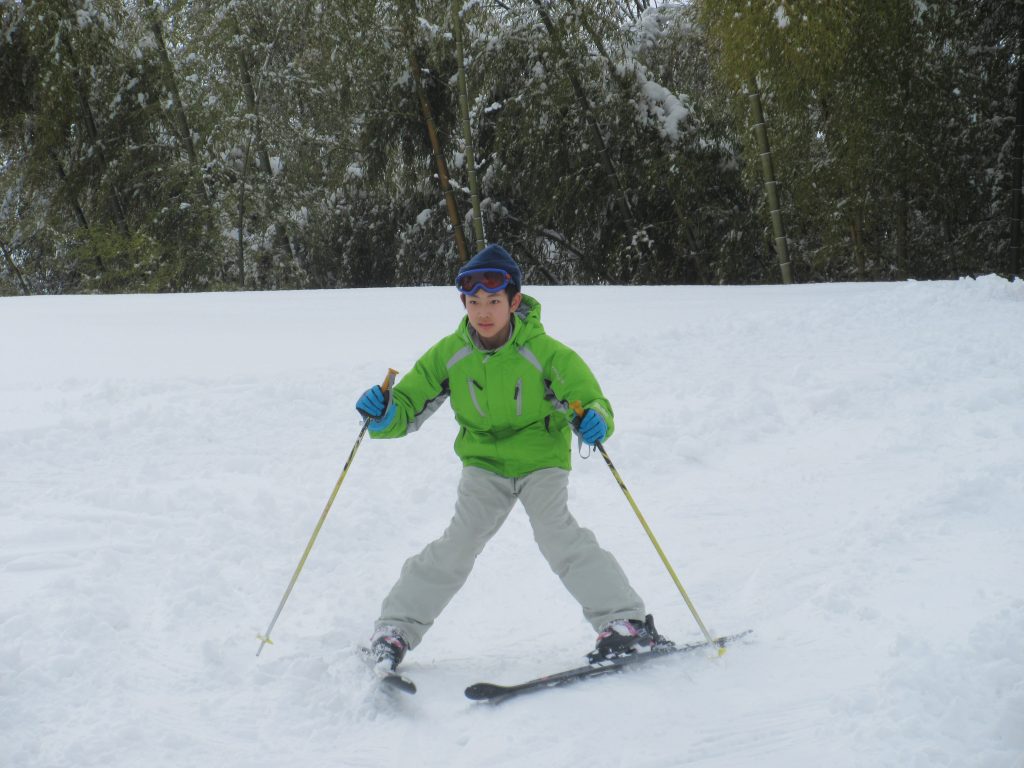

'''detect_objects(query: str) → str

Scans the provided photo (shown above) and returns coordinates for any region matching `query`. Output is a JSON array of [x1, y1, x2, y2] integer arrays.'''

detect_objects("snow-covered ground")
[[2, 277, 1022, 768]]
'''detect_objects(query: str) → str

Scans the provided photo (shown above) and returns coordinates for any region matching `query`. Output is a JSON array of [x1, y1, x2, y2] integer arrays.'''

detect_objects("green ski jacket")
[[370, 294, 614, 477]]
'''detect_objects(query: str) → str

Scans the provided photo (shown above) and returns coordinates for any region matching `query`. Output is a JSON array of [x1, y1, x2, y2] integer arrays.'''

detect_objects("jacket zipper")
[[514, 378, 523, 417]]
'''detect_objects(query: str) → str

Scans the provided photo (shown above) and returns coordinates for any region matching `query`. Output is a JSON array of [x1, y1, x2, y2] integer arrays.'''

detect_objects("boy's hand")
[[356, 385, 397, 432], [356, 385, 388, 418], [578, 409, 608, 445]]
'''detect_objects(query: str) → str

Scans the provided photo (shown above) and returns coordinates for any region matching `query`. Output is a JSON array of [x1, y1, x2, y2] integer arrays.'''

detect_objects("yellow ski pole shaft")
[[571, 402, 717, 648], [256, 368, 398, 657]]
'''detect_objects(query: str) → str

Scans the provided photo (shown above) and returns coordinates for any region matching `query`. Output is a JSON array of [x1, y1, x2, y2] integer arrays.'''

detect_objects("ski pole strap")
[[568, 400, 590, 457]]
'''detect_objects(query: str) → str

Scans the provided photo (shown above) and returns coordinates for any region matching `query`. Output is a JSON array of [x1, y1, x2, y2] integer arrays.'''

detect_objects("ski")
[[360, 647, 417, 695], [464, 629, 752, 704], [376, 668, 417, 695]]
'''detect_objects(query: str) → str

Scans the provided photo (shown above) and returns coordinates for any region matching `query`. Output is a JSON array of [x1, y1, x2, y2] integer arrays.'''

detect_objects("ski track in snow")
[[2, 278, 1023, 767]]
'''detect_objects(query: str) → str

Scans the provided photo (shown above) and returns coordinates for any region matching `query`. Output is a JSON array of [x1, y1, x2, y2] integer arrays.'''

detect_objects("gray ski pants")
[[376, 466, 645, 648]]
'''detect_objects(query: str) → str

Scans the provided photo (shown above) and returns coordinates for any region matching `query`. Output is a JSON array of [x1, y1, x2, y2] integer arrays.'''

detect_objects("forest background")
[[2, 0, 1023, 296]]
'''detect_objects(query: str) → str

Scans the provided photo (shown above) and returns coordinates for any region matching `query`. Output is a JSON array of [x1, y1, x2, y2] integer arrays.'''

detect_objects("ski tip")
[[358, 646, 417, 694], [382, 674, 417, 695], [465, 682, 505, 701]]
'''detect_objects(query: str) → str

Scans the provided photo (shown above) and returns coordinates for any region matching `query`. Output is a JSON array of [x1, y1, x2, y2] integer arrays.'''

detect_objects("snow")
[[775, 4, 791, 29], [621, 60, 692, 141], [2, 277, 1023, 767]]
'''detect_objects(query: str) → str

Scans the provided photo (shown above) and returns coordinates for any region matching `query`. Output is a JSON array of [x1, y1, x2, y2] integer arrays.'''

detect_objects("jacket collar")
[[459, 293, 541, 352]]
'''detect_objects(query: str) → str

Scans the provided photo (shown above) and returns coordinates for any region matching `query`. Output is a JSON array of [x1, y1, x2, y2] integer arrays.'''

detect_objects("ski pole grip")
[[569, 400, 587, 431], [382, 368, 399, 392]]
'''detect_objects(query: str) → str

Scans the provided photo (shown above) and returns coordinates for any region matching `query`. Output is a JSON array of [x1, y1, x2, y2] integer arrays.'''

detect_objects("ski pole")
[[570, 401, 718, 649], [256, 368, 399, 656]]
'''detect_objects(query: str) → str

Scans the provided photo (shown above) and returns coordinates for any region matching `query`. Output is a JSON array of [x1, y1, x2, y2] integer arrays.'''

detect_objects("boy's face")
[[463, 289, 522, 347]]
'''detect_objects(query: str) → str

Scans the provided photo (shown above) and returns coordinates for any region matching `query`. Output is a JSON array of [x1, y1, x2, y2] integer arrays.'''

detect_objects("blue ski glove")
[[368, 403, 396, 433], [356, 385, 396, 432], [356, 385, 387, 418], [578, 409, 607, 445]]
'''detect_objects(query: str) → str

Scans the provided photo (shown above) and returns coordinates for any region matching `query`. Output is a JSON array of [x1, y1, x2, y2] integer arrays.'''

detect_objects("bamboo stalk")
[[408, 49, 469, 261], [1011, 50, 1023, 277], [453, 0, 486, 251], [531, 0, 638, 235], [0, 241, 31, 296], [748, 79, 792, 284]]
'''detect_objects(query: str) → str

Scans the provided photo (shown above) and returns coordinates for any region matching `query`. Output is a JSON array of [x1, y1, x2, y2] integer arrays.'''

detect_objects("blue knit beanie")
[[457, 244, 522, 292]]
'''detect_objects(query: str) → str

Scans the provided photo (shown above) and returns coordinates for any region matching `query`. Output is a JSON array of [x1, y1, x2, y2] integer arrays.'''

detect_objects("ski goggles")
[[455, 268, 512, 295]]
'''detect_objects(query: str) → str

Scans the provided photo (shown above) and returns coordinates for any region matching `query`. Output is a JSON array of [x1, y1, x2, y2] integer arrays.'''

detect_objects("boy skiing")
[[355, 244, 668, 671]]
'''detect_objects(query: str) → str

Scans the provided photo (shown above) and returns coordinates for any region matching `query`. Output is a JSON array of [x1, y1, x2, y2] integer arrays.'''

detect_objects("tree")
[[697, 0, 1024, 281], [11, 0, 1012, 295]]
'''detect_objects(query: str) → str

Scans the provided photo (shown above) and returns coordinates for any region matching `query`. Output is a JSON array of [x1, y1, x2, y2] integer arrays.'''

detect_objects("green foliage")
[[69, 225, 157, 293], [698, 0, 1024, 281], [1, 0, 1021, 295]]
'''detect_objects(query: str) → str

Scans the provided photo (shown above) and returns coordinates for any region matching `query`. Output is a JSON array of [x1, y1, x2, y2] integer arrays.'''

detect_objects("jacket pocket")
[[514, 377, 523, 417], [468, 378, 486, 418]]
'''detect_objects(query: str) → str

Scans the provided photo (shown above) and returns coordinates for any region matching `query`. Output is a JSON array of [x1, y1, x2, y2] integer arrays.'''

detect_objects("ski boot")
[[369, 626, 409, 671], [588, 614, 672, 662]]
